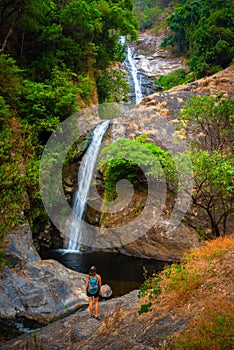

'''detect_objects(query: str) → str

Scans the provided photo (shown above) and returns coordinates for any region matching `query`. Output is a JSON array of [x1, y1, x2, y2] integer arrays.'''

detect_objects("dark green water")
[[40, 249, 168, 296]]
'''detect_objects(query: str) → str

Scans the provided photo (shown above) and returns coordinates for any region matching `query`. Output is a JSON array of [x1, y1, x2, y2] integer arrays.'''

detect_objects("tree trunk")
[[1, 3, 23, 52]]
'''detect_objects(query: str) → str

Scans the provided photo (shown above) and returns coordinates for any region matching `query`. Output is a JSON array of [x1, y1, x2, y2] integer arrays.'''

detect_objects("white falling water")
[[67, 120, 110, 251], [126, 47, 143, 105]]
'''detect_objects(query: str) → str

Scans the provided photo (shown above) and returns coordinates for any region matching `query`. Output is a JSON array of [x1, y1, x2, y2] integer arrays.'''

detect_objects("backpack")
[[88, 276, 99, 295]]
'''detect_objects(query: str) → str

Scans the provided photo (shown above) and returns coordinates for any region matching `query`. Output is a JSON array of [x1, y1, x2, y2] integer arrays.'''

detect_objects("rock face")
[[37, 64, 234, 260], [127, 33, 188, 99], [133, 33, 188, 78], [0, 289, 188, 350], [0, 223, 88, 323], [86, 64, 234, 260], [124, 33, 188, 103]]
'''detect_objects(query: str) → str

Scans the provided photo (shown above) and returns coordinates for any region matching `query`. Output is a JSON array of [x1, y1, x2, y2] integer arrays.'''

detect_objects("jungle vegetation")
[[0, 0, 233, 259]]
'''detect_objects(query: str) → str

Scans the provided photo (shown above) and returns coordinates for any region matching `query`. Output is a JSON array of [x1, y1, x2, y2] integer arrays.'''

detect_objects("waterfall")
[[126, 46, 143, 105], [67, 120, 110, 251], [119, 36, 143, 105]]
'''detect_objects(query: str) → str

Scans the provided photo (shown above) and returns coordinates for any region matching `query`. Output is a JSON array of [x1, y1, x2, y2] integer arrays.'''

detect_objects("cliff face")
[[86, 64, 234, 260]]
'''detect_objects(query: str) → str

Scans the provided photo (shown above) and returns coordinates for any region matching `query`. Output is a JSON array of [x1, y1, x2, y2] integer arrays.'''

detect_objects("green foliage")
[[0, 131, 28, 243], [133, 0, 170, 31], [101, 158, 140, 201], [152, 69, 195, 91], [178, 95, 234, 237], [135, 135, 178, 187], [138, 276, 162, 299], [100, 137, 176, 200], [138, 302, 152, 314], [162, 263, 200, 293], [162, 0, 234, 76], [20, 68, 79, 124], [96, 69, 130, 103], [0, 53, 22, 105], [179, 95, 234, 152], [190, 149, 234, 237], [0, 96, 10, 126], [138, 272, 162, 314], [0, 0, 138, 78]]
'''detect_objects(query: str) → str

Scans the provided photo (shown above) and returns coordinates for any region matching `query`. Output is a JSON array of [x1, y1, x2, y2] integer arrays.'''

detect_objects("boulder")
[[0, 223, 88, 323], [100, 284, 112, 298]]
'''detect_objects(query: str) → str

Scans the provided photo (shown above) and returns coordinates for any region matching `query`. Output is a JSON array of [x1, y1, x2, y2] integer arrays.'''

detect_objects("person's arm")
[[86, 276, 89, 291], [98, 274, 102, 287]]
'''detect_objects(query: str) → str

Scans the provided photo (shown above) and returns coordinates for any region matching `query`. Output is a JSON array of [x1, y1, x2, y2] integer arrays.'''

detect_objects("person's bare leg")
[[88, 296, 93, 316], [95, 297, 99, 317]]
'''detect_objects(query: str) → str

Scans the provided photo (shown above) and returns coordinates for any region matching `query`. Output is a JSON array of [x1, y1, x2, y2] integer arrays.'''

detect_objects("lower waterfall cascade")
[[67, 120, 110, 251]]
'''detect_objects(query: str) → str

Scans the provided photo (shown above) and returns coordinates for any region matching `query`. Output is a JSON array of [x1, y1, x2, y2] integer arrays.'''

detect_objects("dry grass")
[[172, 297, 234, 350], [139, 235, 234, 349]]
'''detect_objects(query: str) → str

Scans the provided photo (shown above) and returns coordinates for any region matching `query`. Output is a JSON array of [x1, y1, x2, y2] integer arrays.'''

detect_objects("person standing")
[[86, 266, 102, 320]]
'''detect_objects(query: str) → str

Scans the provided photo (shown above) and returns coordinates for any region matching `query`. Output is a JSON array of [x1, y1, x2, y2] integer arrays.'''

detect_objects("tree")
[[179, 95, 234, 153], [190, 150, 234, 237], [162, 0, 234, 76], [179, 95, 234, 237], [99, 137, 177, 200]]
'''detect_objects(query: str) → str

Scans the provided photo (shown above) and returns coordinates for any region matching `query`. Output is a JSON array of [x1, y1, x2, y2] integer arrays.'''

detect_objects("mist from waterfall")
[[67, 120, 110, 251]]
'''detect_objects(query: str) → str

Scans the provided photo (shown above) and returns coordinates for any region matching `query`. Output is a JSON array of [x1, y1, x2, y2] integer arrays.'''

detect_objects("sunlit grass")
[[138, 235, 234, 349]]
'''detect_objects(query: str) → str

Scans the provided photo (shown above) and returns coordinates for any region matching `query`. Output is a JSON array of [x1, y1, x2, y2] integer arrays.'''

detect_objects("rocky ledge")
[[0, 224, 87, 324], [1, 236, 233, 350]]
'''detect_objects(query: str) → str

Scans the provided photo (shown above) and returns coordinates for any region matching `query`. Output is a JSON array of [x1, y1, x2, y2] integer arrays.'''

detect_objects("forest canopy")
[[0, 0, 138, 247], [161, 0, 234, 76]]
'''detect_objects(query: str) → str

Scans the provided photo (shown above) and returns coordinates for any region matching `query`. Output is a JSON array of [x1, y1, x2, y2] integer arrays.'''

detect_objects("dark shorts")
[[87, 291, 99, 298]]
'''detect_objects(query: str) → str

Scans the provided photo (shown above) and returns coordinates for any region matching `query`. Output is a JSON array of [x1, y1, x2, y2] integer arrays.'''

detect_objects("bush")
[[152, 69, 195, 91]]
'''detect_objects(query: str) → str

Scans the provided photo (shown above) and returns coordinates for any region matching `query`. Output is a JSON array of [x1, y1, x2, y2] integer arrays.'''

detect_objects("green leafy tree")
[[190, 150, 234, 237], [179, 95, 234, 237], [179, 95, 234, 153], [96, 69, 130, 103], [162, 0, 234, 76], [100, 136, 177, 200]]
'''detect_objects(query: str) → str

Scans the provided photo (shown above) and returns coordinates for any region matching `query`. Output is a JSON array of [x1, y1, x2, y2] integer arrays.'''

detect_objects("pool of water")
[[40, 249, 168, 296], [1, 250, 169, 343]]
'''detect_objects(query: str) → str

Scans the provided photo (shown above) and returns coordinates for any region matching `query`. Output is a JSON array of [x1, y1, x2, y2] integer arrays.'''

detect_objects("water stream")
[[126, 46, 143, 105], [67, 40, 145, 251], [67, 120, 110, 251]]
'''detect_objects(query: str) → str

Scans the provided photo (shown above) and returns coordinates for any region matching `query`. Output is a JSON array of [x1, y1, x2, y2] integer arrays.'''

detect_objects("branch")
[[1, 1, 23, 52]]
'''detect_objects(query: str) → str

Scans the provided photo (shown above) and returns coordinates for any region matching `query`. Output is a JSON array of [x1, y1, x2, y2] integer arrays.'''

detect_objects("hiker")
[[86, 265, 102, 320]]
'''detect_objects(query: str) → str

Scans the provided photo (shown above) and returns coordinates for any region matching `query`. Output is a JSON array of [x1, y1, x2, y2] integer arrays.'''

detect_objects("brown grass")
[[139, 235, 234, 349]]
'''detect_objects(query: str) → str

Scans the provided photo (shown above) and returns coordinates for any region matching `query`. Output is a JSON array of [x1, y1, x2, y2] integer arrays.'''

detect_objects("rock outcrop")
[[1, 236, 233, 350], [85, 64, 234, 260], [133, 33, 188, 78], [0, 223, 88, 323]]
